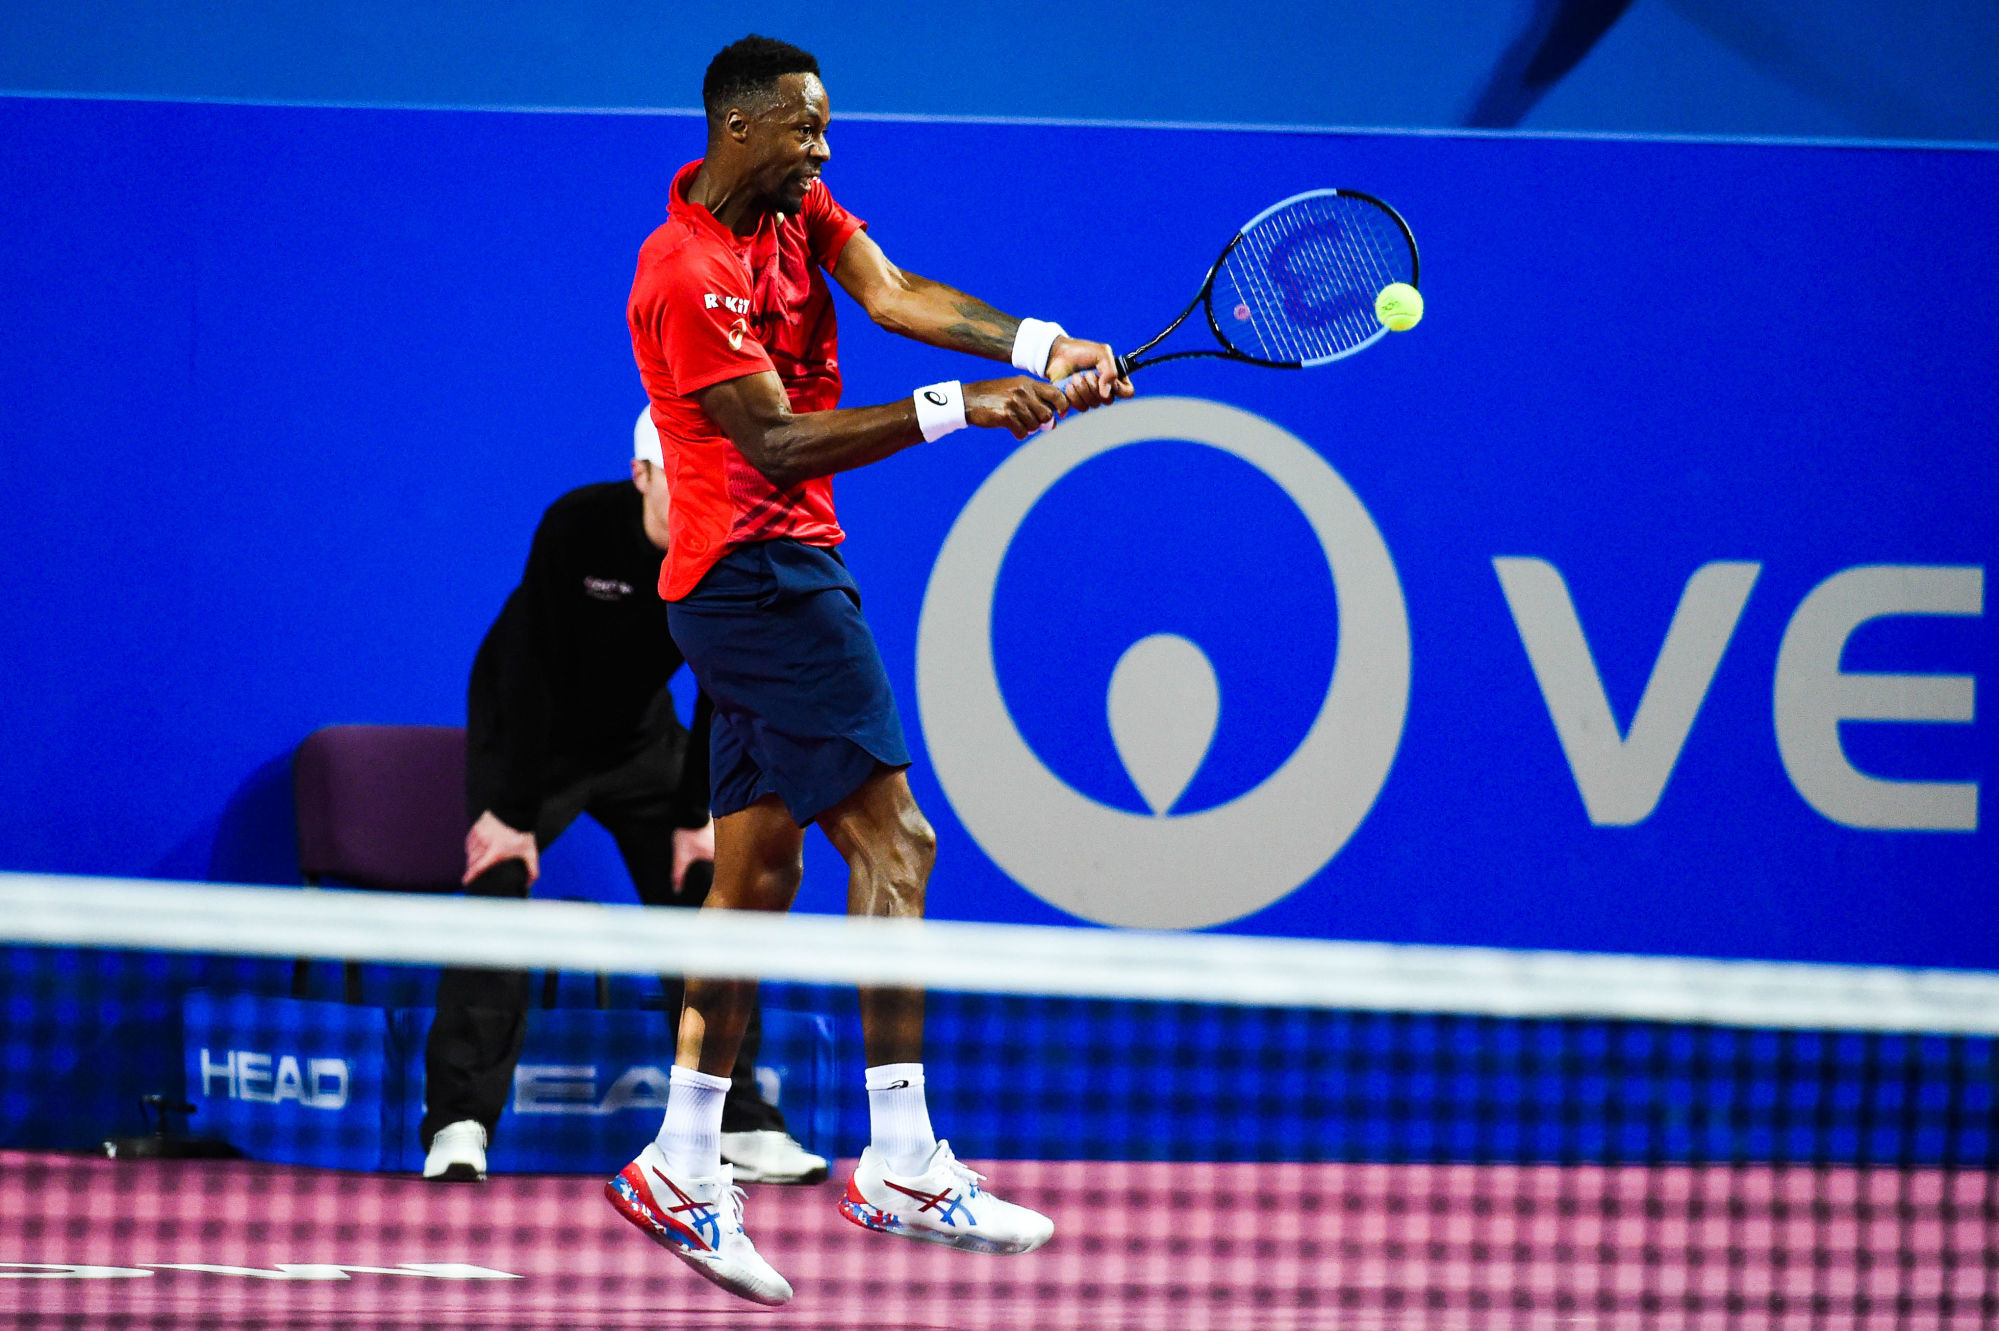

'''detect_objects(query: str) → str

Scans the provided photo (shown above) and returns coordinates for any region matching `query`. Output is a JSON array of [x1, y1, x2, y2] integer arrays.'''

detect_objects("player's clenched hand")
[[965, 377, 1069, 439], [464, 809, 539, 886], [1046, 337, 1134, 407]]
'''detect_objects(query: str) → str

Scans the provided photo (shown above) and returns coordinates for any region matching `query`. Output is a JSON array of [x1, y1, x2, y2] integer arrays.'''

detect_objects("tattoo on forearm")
[[941, 297, 1018, 359]]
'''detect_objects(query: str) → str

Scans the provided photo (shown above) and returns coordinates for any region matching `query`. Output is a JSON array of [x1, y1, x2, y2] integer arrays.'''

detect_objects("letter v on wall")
[[1494, 559, 1762, 825]]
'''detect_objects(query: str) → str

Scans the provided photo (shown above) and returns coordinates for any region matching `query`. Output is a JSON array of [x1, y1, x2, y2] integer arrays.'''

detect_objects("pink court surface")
[[2, 1150, 1993, 1328]]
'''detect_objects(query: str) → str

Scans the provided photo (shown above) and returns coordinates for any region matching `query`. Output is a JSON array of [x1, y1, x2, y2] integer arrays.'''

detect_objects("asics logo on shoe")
[[650, 1168, 722, 1249], [884, 1181, 973, 1227]]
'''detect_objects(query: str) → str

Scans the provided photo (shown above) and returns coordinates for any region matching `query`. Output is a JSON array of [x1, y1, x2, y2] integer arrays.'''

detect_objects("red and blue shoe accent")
[[838, 1141, 1053, 1255], [604, 1144, 792, 1305]]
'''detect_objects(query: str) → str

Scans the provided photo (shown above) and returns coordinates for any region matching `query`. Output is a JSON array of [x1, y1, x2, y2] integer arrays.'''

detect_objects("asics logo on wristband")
[[912, 381, 967, 442]]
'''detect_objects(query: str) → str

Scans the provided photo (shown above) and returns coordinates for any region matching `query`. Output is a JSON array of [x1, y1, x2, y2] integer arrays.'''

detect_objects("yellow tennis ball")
[[1375, 282, 1423, 332]]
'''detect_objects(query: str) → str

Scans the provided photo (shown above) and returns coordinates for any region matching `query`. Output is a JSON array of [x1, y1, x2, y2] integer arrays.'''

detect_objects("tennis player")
[[603, 34, 1131, 1305], [418, 414, 825, 1190]]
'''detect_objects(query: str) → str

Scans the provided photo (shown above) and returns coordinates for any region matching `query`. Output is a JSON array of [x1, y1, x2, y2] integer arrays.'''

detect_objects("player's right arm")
[[697, 370, 1066, 492], [641, 237, 1067, 490]]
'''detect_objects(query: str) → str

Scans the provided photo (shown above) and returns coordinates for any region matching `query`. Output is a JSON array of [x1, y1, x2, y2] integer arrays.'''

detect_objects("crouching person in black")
[[420, 417, 827, 1187]]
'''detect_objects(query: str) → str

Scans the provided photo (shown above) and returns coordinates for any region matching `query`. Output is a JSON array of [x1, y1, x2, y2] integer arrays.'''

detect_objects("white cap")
[[633, 406, 664, 467]]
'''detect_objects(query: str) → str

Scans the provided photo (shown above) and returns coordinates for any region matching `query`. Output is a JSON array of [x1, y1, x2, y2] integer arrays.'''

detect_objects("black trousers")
[[419, 737, 785, 1149]]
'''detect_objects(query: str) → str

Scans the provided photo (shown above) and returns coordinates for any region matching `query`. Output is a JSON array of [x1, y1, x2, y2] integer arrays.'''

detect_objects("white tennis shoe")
[[605, 1143, 793, 1305], [838, 1140, 1054, 1254], [720, 1129, 831, 1185], [421, 1119, 487, 1182]]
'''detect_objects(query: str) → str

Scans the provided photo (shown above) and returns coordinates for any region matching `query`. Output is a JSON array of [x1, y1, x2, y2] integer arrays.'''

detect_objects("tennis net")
[[3, 871, 1997, 1329]]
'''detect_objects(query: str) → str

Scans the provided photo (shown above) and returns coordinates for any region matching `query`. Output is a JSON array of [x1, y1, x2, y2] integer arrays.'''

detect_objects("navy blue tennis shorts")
[[665, 539, 911, 826]]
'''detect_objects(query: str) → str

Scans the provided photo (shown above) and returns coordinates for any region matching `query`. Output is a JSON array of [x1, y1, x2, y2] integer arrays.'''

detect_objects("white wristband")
[[1010, 318, 1065, 377], [912, 381, 967, 442]]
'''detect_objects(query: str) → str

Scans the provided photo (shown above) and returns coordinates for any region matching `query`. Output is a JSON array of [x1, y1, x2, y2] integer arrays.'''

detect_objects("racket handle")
[[1042, 355, 1132, 432], [1041, 372, 1088, 434], [1052, 352, 1134, 394]]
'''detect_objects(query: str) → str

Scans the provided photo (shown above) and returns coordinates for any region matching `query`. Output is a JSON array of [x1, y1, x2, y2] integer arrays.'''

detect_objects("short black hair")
[[702, 35, 820, 118]]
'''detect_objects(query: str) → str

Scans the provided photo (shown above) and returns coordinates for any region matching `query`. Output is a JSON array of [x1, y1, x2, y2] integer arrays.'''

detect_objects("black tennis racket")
[[1063, 188, 1420, 387]]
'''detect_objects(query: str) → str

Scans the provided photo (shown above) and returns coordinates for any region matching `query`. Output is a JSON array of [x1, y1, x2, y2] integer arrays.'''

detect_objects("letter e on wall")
[[1774, 565, 1983, 831]]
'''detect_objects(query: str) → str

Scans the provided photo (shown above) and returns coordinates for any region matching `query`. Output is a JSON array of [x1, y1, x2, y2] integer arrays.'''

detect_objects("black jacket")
[[467, 481, 709, 831]]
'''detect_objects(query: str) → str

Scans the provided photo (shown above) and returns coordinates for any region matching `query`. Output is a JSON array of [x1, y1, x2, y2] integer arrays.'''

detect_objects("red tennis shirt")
[[628, 159, 867, 601]]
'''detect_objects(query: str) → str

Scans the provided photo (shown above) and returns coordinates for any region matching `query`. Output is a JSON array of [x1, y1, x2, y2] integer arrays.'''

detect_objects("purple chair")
[[292, 724, 468, 1002]]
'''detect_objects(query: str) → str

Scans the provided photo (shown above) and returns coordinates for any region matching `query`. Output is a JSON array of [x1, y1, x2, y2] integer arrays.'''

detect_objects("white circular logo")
[[916, 397, 1410, 929]]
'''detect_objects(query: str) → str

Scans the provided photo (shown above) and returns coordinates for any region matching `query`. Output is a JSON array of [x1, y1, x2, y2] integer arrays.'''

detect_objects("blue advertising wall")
[[5, 0, 1996, 142], [1, 97, 1993, 976]]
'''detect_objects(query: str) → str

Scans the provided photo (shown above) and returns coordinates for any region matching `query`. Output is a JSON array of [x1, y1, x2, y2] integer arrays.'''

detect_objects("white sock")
[[655, 1065, 730, 1178], [865, 1062, 937, 1175]]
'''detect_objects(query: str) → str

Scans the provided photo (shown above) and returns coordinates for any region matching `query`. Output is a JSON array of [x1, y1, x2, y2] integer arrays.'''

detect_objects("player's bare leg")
[[603, 797, 803, 1306], [820, 766, 1053, 1254], [676, 796, 804, 1076], [818, 766, 934, 1064]]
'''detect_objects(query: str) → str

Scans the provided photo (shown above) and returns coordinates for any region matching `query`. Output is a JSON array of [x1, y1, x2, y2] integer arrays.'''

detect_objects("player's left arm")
[[831, 230, 1133, 408]]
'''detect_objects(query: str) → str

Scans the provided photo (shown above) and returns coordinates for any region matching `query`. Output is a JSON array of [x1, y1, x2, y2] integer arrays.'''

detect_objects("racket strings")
[[1215, 194, 1414, 367], [1228, 231, 1298, 364], [1324, 214, 1389, 351], [1224, 225, 1303, 363], [1352, 210, 1410, 336]]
